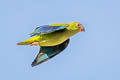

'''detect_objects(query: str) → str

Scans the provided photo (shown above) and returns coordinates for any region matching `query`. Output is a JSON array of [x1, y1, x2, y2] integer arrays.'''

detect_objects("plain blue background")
[[0, 0, 120, 80]]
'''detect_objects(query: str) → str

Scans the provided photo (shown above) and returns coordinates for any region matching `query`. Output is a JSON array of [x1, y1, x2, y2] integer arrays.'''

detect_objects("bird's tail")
[[17, 36, 40, 45], [17, 41, 31, 45]]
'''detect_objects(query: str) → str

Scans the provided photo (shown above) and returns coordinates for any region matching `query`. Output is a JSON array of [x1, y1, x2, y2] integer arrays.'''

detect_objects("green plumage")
[[17, 22, 82, 46], [17, 22, 85, 67]]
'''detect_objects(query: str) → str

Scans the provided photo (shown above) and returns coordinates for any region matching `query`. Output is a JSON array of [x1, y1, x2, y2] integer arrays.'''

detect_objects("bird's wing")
[[30, 25, 68, 37], [31, 39, 70, 67]]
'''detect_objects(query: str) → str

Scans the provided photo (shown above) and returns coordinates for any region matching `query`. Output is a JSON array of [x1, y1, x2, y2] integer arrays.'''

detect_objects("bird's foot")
[[30, 42, 39, 46]]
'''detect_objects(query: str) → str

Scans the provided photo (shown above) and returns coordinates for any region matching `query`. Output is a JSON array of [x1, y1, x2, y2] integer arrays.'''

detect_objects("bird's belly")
[[39, 31, 68, 46], [39, 38, 67, 46]]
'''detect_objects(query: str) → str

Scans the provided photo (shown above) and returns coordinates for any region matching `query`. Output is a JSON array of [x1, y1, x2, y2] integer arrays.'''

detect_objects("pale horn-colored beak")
[[79, 24, 85, 32]]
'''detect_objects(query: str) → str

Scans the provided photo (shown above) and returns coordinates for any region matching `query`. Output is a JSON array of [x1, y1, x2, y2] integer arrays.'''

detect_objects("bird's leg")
[[30, 42, 39, 46]]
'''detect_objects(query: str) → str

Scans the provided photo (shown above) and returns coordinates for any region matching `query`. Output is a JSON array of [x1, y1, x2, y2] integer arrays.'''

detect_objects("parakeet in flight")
[[17, 22, 85, 67]]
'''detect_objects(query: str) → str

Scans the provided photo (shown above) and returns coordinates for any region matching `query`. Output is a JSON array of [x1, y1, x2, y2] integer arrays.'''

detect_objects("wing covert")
[[30, 25, 68, 37]]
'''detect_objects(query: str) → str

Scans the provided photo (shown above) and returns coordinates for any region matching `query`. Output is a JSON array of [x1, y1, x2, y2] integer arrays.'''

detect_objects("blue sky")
[[0, 0, 120, 80]]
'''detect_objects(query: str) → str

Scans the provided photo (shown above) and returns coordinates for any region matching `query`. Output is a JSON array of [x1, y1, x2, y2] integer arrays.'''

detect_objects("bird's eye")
[[76, 23, 81, 27]]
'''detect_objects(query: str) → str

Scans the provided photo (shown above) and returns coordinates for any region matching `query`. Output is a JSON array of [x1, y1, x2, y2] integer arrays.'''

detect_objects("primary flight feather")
[[17, 22, 85, 67]]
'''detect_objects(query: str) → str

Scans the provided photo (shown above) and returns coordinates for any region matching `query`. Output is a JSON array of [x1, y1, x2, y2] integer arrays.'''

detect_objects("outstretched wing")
[[31, 39, 70, 67], [30, 25, 68, 37]]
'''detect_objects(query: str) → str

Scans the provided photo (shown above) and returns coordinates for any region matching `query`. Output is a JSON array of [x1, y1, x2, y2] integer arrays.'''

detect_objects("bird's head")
[[68, 22, 85, 32]]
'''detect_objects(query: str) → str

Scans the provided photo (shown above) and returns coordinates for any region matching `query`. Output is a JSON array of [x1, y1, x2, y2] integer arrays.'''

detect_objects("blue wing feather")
[[31, 39, 70, 67], [30, 25, 67, 37]]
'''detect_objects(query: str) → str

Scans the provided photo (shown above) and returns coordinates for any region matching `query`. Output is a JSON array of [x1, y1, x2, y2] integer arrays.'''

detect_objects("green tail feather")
[[17, 36, 40, 45], [17, 41, 31, 45]]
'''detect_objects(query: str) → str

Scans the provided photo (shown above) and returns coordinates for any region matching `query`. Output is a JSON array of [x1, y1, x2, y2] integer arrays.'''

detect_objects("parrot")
[[17, 22, 85, 67]]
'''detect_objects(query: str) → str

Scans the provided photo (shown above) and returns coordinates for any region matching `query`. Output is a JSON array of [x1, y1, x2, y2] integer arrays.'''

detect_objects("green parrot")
[[17, 22, 85, 67]]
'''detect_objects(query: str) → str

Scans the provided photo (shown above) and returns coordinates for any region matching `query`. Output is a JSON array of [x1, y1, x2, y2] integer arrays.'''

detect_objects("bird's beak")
[[79, 24, 85, 32]]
